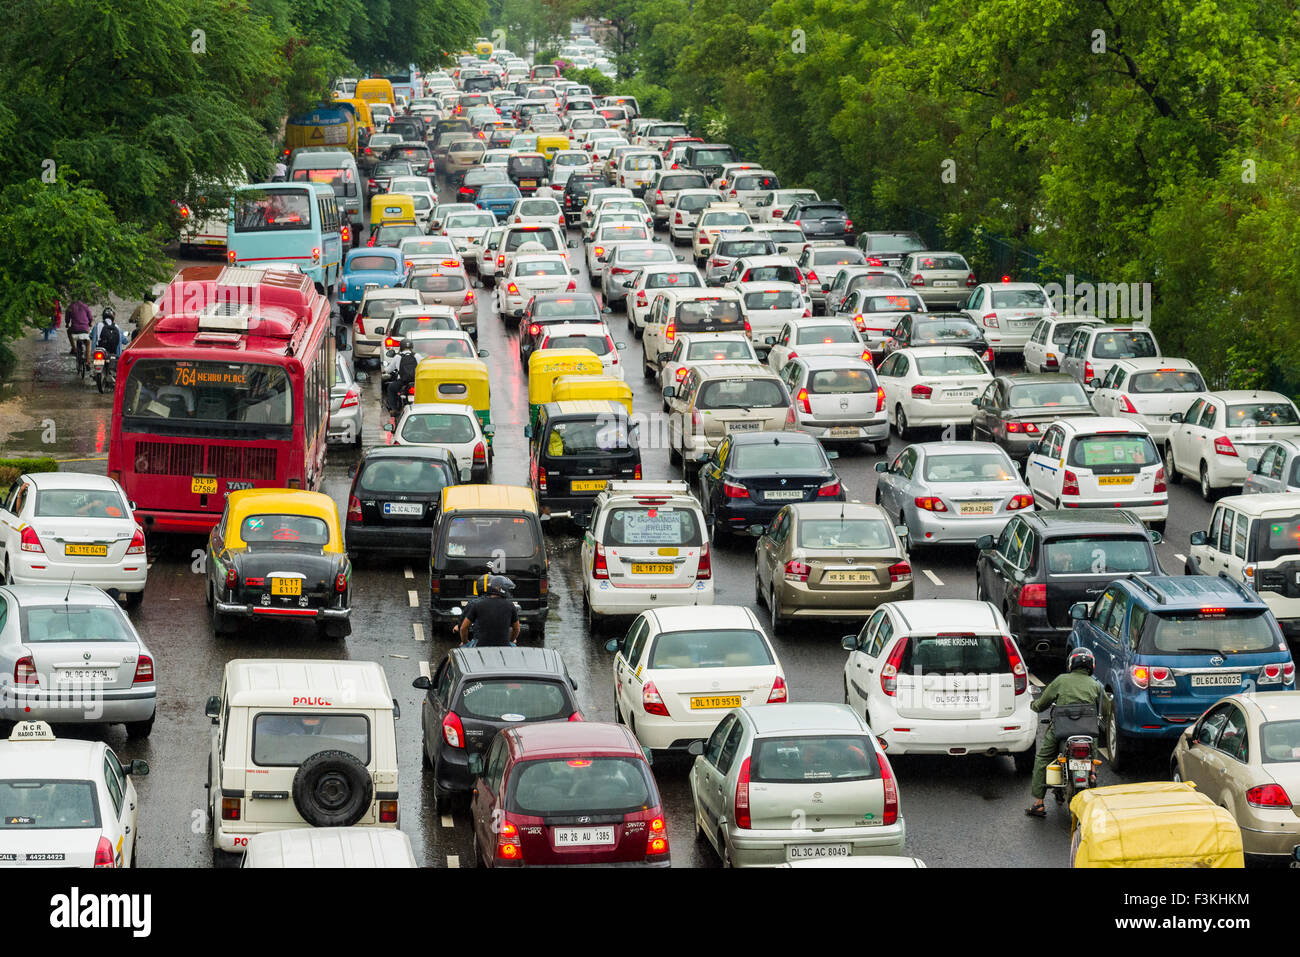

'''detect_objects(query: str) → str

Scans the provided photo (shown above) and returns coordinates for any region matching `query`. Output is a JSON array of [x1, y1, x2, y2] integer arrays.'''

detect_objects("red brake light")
[[1005, 421, 1040, 434], [1130, 665, 1150, 689], [696, 542, 712, 581], [879, 751, 899, 825], [767, 675, 788, 703], [225, 567, 238, 589], [734, 757, 752, 829], [1246, 784, 1291, 808], [818, 479, 841, 498], [966, 272, 977, 287], [646, 816, 669, 856], [94, 836, 116, 868], [795, 387, 811, 414], [340, 385, 360, 410], [911, 384, 932, 399], [592, 542, 609, 579], [124, 526, 146, 555], [19, 525, 44, 553], [665, 321, 676, 342], [1003, 636, 1028, 695], [783, 560, 810, 582], [442, 711, 466, 748], [1083, 361, 1094, 381], [133, 654, 154, 683], [982, 312, 998, 327], [881, 638, 908, 696], [1154, 467, 1167, 493], [911, 273, 924, 287], [1018, 583, 1046, 608], [348, 495, 363, 521], [1008, 493, 1034, 510], [15, 656, 38, 686], [875, 386, 887, 412], [1118, 394, 1138, 414], [1062, 469, 1080, 496], [914, 496, 947, 512], [1214, 436, 1238, 457], [888, 561, 911, 584], [496, 818, 522, 860], [642, 680, 669, 716], [722, 480, 749, 499]]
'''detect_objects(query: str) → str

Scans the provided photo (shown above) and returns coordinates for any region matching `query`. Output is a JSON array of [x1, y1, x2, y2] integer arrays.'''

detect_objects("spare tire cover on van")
[[292, 750, 373, 828]]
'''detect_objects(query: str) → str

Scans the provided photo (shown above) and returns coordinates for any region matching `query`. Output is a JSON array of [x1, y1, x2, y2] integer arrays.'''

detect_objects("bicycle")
[[73, 335, 90, 380]]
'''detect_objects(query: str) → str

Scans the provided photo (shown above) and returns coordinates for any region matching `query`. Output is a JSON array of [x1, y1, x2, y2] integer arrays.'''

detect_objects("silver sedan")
[[873, 441, 1034, 547], [0, 584, 157, 737]]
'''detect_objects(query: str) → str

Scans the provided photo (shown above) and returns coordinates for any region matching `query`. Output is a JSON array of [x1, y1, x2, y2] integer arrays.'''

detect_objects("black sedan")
[[345, 446, 463, 560], [969, 374, 1095, 462], [697, 431, 846, 538], [881, 313, 993, 364], [974, 509, 1163, 660]]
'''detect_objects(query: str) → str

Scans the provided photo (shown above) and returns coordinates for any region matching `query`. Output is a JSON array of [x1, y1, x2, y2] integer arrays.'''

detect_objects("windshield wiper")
[[1175, 647, 1230, 656]]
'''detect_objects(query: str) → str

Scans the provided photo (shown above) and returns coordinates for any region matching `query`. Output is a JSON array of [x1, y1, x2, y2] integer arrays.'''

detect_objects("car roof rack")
[[1126, 575, 1165, 604], [1216, 571, 1254, 602]]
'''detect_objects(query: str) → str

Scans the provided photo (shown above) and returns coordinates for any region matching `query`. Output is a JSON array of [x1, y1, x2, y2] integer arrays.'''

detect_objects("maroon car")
[[468, 722, 670, 868]]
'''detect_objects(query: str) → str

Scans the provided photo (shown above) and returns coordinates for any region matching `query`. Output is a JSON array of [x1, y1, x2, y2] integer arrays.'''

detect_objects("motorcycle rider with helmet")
[[384, 338, 419, 419], [1026, 646, 1101, 818], [458, 574, 520, 647]]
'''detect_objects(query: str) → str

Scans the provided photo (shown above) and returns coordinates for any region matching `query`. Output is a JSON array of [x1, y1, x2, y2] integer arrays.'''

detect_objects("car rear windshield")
[[676, 194, 712, 212], [252, 713, 369, 766], [506, 230, 560, 251], [745, 290, 799, 309], [800, 205, 846, 220], [914, 354, 987, 376], [1260, 721, 1300, 763], [1008, 382, 1090, 407], [798, 325, 858, 344], [19, 605, 135, 643], [603, 506, 703, 546], [1140, 610, 1277, 655], [691, 148, 736, 165], [1090, 331, 1157, 359], [400, 412, 477, 444], [516, 259, 568, 276], [34, 488, 128, 519], [815, 249, 865, 265], [509, 757, 652, 816], [808, 368, 877, 393], [535, 297, 599, 320], [648, 629, 772, 669], [687, 340, 752, 361], [509, 157, 546, 175], [442, 515, 540, 559], [1040, 539, 1152, 579], [717, 241, 773, 257], [239, 513, 329, 546], [744, 266, 800, 283], [677, 299, 743, 328], [922, 453, 1014, 483], [358, 456, 453, 495], [1256, 516, 1300, 562], [1128, 370, 1205, 393], [1067, 434, 1160, 468], [598, 227, 648, 242], [618, 247, 675, 265], [0, 781, 100, 830], [751, 735, 878, 783], [864, 234, 924, 252], [291, 167, 358, 198], [544, 418, 633, 455], [1050, 321, 1097, 345], [390, 314, 457, 336], [410, 273, 467, 293], [348, 255, 398, 271], [446, 213, 495, 229], [863, 293, 923, 311], [990, 289, 1047, 309], [798, 519, 892, 548], [648, 271, 700, 289], [731, 441, 826, 470], [736, 174, 779, 190], [456, 679, 572, 721], [1227, 402, 1300, 428], [899, 634, 1011, 675], [545, 335, 610, 355], [913, 320, 978, 341], [519, 200, 558, 215], [915, 254, 968, 271], [697, 378, 787, 410], [660, 174, 706, 190], [625, 155, 660, 170], [701, 211, 750, 227]]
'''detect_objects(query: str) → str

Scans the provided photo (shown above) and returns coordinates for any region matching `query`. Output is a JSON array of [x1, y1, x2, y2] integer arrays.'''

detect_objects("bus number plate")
[[192, 477, 218, 495]]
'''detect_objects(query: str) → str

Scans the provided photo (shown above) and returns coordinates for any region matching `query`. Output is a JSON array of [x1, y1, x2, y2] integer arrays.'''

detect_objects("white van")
[[289, 148, 364, 246], [206, 659, 400, 860], [241, 827, 418, 868]]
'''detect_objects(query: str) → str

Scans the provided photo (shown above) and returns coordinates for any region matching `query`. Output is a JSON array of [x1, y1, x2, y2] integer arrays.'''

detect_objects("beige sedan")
[[754, 502, 914, 633], [1171, 691, 1300, 863]]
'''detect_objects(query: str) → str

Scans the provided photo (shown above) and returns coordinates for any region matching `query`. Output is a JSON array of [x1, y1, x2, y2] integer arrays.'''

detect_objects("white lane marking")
[[440, 814, 454, 828], [419, 660, 431, 679], [404, 566, 414, 579], [1174, 553, 1186, 564], [922, 569, 943, 586], [413, 622, 425, 642], [1029, 674, 1044, 688], [408, 590, 419, 607], [447, 854, 460, 868]]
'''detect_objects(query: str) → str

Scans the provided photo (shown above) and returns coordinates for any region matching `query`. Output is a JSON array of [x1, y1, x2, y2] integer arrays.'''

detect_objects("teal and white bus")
[[227, 182, 344, 294]]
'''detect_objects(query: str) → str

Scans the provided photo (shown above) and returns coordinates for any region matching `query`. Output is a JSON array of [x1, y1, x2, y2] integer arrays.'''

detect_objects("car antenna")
[[64, 568, 76, 604]]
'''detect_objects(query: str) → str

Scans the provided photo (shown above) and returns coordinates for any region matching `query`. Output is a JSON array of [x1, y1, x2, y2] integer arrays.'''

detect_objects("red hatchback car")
[[468, 722, 671, 868]]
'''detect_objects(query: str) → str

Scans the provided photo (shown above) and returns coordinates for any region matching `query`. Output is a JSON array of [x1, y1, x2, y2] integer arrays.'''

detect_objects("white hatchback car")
[[495, 254, 577, 319], [581, 481, 714, 627], [959, 282, 1055, 356], [875, 347, 993, 439], [626, 264, 705, 333], [604, 605, 785, 752], [505, 196, 565, 227], [1024, 416, 1168, 525], [0, 473, 146, 605], [537, 322, 627, 380], [1165, 391, 1300, 501], [1022, 316, 1105, 374], [390, 403, 491, 482], [1090, 357, 1207, 443], [765, 318, 867, 374], [839, 600, 1035, 764]]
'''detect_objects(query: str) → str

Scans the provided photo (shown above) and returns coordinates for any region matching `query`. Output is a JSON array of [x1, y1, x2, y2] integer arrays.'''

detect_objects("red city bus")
[[107, 266, 334, 534]]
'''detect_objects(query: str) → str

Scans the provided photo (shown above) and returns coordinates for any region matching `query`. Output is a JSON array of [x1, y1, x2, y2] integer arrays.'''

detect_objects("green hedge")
[[0, 457, 58, 487]]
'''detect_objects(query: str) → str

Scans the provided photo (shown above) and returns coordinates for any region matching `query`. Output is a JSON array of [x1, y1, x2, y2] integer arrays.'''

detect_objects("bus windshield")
[[122, 359, 294, 426], [233, 188, 312, 232]]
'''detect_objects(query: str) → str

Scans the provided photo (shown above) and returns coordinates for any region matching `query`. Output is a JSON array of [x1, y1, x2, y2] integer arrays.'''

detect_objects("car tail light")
[[642, 680, 670, 716], [472, 440, 487, 463], [126, 526, 146, 555], [335, 571, 348, 594], [966, 272, 977, 287], [94, 836, 116, 868], [795, 387, 811, 414], [1008, 493, 1034, 510], [982, 347, 994, 363], [592, 542, 608, 579], [497, 253, 505, 267], [1148, 666, 1175, 687], [1247, 784, 1292, 808], [442, 711, 465, 748], [881, 638, 908, 695], [15, 656, 37, 686], [910, 273, 924, 287], [784, 403, 798, 427], [633, 462, 642, 480], [674, 212, 682, 224], [507, 282, 519, 295], [723, 480, 748, 499], [786, 350, 797, 361], [1062, 469, 1080, 496], [697, 542, 712, 580], [767, 675, 788, 703], [864, 256, 884, 267], [784, 560, 810, 582], [1214, 435, 1238, 457], [911, 384, 932, 399], [772, 208, 783, 219], [646, 816, 668, 856], [1018, 583, 1046, 608], [19, 525, 44, 553], [734, 756, 752, 829], [887, 561, 911, 584], [1005, 421, 1040, 434], [496, 818, 522, 860], [1117, 394, 1139, 414], [868, 386, 885, 413], [220, 797, 241, 822], [1002, 636, 1028, 695], [1083, 361, 1094, 381], [655, 190, 664, 204], [537, 468, 547, 491], [879, 751, 899, 825], [131, 653, 154, 683], [312, 247, 321, 263], [592, 245, 605, 258], [914, 496, 947, 512], [225, 567, 238, 589], [818, 479, 841, 498], [340, 385, 360, 410], [1153, 466, 1167, 493], [379, 799, 398, 823], [982, 312, 998, 327], [463, 290, 476, 305], [1044, 351, 1059, 369], [348, 495, 363, 521], [665, 321, 676, 343], [341, 224, 351, 244], [698, 234, 709, 245], [1130, 665, 1150, 689], [1067, 739, 1092, 759]]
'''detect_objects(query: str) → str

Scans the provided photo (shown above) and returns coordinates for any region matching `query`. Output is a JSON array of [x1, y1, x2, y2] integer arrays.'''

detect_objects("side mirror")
[[657, 352, 672, 362], [483, 424, 495, 436], [748, 524, 766, 536], [523, 425, 533, 438], [1246, 457, 1259, 472], [412, 675, 433, 690], [1190, 530, 1207, 546], [764, 336, 776, 345], [894, 525, 909, 539], [1149, 529, 1163, 544], [383, 422, 395, 432], [204, 695, 220, 719], [686, 740, 705, 756], [460, 467, 472, 482], [1169, 412, 1183, 424], [127, 760, 150, 777], [874, 462, 889, 473], [581, 235, 592, 243], [676, 254, 685, 262], [661, 386, 675, 398], [355, 370, 368, 382], [478, 349, 490, 358], [1087, 377, 1101, 390], [603, 638, 619, 652], [467, 754, 485, 777], [1068, 602, 1089, 620], [971, 398, 980, 406], [615, 341, 626, 350], [571, 267, 580, 275], [840, 635, 857, 651], [567, 239, 578, 248], [976, 534, 995, 551]]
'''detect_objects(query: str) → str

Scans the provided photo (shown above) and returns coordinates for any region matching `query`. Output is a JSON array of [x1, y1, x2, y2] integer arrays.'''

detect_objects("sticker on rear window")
[[926, 637, 979, 646]]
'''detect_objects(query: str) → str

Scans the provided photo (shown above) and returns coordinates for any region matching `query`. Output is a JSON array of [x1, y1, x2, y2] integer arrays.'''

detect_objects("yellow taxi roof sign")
[[10, 720, 56, 741]]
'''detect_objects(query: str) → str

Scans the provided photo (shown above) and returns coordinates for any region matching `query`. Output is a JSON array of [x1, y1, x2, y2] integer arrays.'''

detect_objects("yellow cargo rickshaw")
[[413, 357, 493, 444], [1068, 782, 1244, 868], [551, 374, 634, 416], [527, 348, 603, 428]]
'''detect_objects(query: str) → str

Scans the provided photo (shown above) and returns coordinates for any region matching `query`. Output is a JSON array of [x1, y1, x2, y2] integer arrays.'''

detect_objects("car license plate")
[[270, 577, 302, 596], [64, 544, 108, 557], [571, 480, 607, 492], [55, 669, 113, 682], [1097, 475, 1134, 486], [931, 694, 982, 706], [825, 570, 875, 583], [552, 826, 615, 847], [1191, 673, 1241, 687], [827, 427, 861, 438], [192, 476, 218, 495], [383, 502, 424, 516], [521, 180, 537, 188], [765, 490, 804, 501], [787, 844, 851, 861], [726, 421, 760, 432], [631, 563, 674, 574], [1013, 319, 1038, 328], [958, 501, 995, 515], [690, 695, 742, 710], [1068, 759, 1092, 771], [932, 280, 958, 287], [946, 389, 976, 399]]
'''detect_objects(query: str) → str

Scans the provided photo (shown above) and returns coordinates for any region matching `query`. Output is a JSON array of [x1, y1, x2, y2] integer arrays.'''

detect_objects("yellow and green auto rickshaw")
[[1068, 782, 1244, 868], [526, 348, 603, 428], [413, 357, 493, 444]]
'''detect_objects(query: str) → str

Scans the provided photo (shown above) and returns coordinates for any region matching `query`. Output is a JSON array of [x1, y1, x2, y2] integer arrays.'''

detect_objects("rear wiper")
[[1176, 647, 1229, 656]]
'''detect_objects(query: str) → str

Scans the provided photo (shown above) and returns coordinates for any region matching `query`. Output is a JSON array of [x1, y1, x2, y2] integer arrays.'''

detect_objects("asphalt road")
[[17, 178, 1220, 868]]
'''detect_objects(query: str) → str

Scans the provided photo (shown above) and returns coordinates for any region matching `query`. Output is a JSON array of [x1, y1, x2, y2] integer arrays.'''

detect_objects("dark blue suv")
[[1068, 574, 1295, 771]]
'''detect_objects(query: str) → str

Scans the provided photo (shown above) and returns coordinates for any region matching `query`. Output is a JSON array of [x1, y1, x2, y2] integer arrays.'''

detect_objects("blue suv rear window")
[[1139, 609, 1277, 655]]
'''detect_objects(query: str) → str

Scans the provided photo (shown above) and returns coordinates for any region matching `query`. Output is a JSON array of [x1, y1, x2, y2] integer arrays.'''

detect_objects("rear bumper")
[[633, 709, 744, 750], [346, 522, 432, 555], [906, 509, 1017, 546], [8, 560, 146, 593], [729, 822, 905, 867], [216, 602, 351, 621], [775, 579, 913, 617], [138, 509, 220, 534], [589, 579, 715, 616], [874, 714, 1036, 755], [2, 688, 156, 724], [1057, 499, 1168, 521], [797, 419, 889, 443]]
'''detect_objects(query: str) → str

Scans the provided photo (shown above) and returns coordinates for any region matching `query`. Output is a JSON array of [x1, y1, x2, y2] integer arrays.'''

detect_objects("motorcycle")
[[92, 349, 117, 394], [1043, 702, 1103, 807]]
